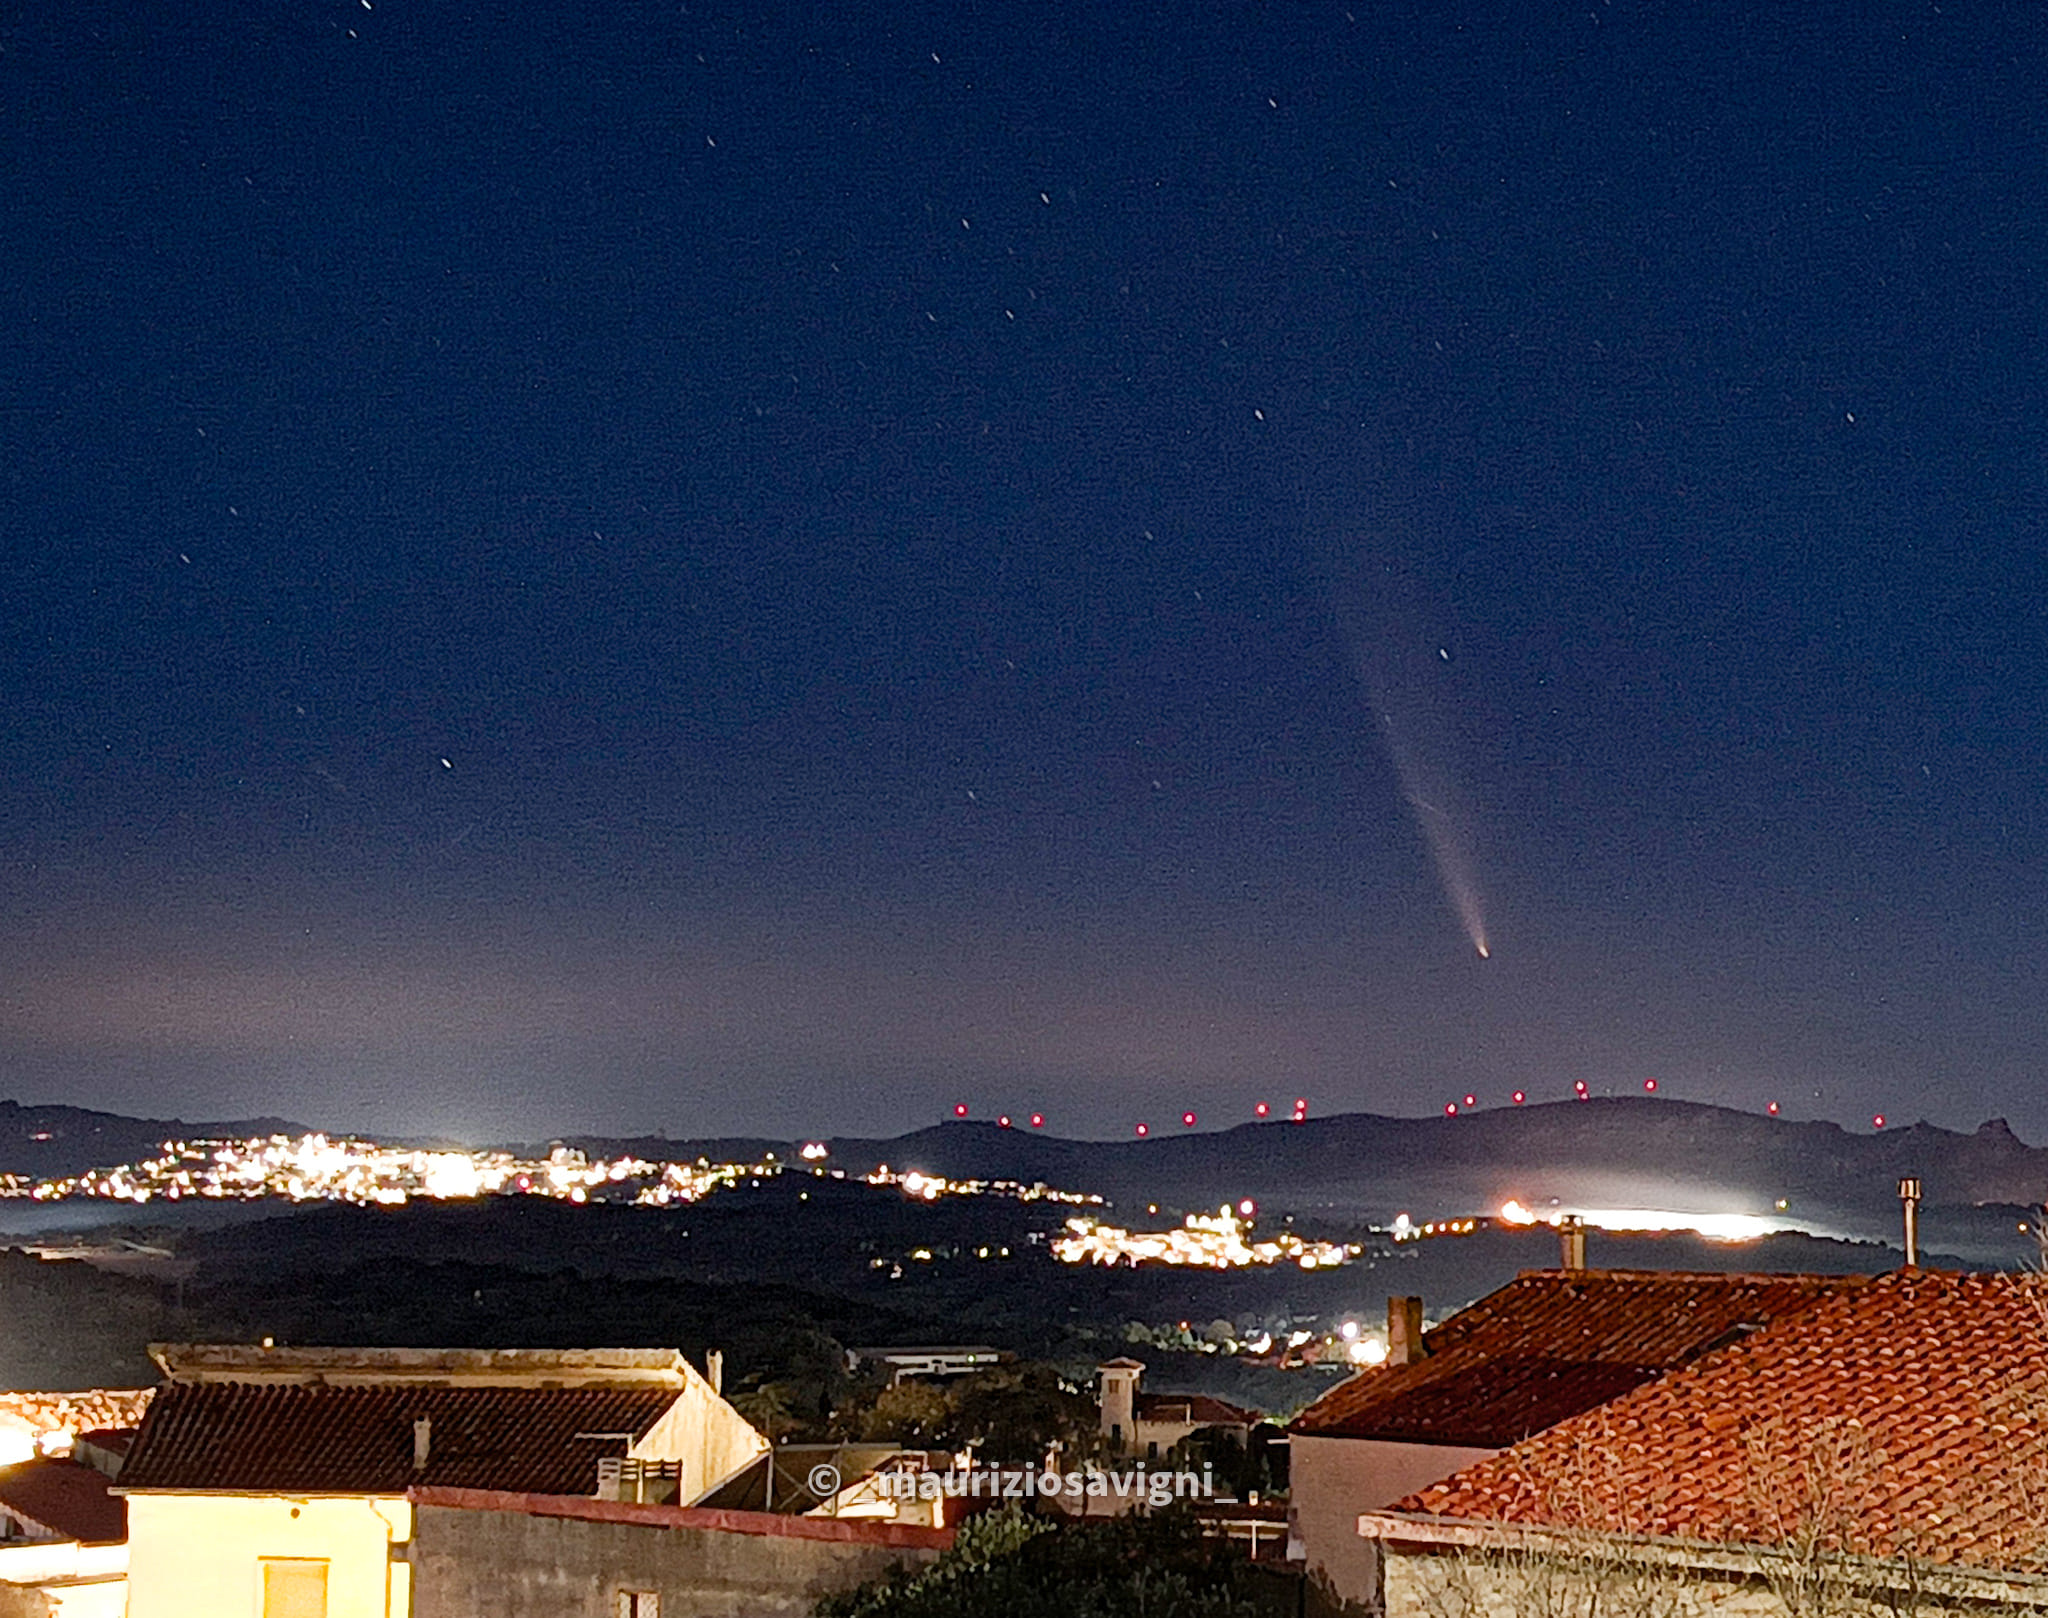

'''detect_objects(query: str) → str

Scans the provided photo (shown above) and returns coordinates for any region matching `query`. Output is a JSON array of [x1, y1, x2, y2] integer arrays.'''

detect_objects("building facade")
[[118, 1346, 767, 1618]]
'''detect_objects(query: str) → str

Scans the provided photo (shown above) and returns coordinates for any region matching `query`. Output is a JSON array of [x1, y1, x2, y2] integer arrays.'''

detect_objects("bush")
[[816, 1506, 1270, 1618]]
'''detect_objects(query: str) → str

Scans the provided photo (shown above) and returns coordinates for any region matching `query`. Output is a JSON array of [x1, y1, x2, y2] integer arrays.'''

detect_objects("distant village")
[[0, 1133, 1105, 1219]]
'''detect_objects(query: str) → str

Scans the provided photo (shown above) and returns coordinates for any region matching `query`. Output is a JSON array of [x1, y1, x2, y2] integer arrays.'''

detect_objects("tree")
[[729, 1379, 804, 1442], [816, 1505, 1275, 1618], [855, 1380, 953, 1446], [939, 1363, 1101, 1466]]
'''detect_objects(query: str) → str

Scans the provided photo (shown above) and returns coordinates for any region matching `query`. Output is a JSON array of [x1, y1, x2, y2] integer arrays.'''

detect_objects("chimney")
[[1386, 1296, 1427, 1367], [412, 1417, 432, 1472], [1559, 1215, 1587, 1271], [1898, 1177, 1922, 1268], [706, 1349, 724, 1396]]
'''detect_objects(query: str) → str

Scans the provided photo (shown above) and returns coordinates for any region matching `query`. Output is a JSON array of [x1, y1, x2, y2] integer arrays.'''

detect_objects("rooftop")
[[1388, 1270, 2048, 1570], [1293, 1270, 1864, 1447], [119, 1382, 681, 1496], [0, 1456, 125, 1544], [148, 1344, 698, 1388], [1137, 1392, 1260, 1429]]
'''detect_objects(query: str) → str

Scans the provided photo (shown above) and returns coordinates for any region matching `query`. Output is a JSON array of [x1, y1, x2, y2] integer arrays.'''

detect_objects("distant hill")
[[10, 1095, 2047, 1259], [802, 1098, 2048, 1245], [0, 1099, 310, 1179]]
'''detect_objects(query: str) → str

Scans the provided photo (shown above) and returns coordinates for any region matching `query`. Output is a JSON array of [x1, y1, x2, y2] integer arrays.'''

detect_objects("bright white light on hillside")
[[1497, 1200, 1782, 1243], [1575, 1208, 1781, 1241], [800, 1142, 828, 1160], [1359, 1339, 1388, 1366], [422, 1153, 482, 1199], [1339, 1320, 1360, 1341]]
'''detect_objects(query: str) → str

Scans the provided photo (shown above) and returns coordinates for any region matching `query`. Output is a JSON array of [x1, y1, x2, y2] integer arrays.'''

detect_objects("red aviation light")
[[1134, 1122, 1149, 1137], [1254, 1102, 1270, 1118], [1182, 1111, 1197, 1127], [1029, 1113, 1044, 1128], [1511, 1090, 1526, 1105], [953, 1103, 968, 1118]]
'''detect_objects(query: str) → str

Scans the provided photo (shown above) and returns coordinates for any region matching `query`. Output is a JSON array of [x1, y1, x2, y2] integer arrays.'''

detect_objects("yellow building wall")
[[125, 1494, 412, 1618], [636, 1376, 769, 1504]]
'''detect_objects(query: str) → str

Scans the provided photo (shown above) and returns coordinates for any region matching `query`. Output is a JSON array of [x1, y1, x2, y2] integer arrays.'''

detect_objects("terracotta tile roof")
[[1137, 1392, 1259, 1429], [74, 1428, 135, 1460], [1293, 1271, 1863, 1445], [0, 1456, 126, 1543], [1398, 1270, 2048, 1570], [118, 1382, 679, 1496]]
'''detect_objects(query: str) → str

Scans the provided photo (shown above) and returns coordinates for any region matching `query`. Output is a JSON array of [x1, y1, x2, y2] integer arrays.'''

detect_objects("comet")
[[1376, 706, 1492, 960], [1323, 550, 1494, 959]]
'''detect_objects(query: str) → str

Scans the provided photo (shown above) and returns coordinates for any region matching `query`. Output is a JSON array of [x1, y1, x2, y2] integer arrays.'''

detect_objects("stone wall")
[[409, 1489, 950, 1618]]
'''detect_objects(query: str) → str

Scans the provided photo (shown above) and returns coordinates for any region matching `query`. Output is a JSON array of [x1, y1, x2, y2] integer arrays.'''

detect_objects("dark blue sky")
[[5, 0, 2046, 1142]]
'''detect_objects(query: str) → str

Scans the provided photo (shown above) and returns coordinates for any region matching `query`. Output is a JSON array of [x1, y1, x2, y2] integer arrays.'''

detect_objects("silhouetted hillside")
[[800, 1099, 2048, 1235], [0, 1099, 309, 1178]]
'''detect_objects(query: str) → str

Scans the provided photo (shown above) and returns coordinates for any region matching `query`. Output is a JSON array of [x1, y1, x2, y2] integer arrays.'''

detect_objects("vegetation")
[[824, 1360, 1104, 1461], [0, 1250, 167, 1388], [817, 1506, 1281, 1618]]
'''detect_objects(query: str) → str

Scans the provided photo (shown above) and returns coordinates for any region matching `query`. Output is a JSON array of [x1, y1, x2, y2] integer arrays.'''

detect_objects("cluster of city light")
[[1498, 1199, 1783, 1242], [1052, 1207, 1359, 1270], [0, 1134, 779, 1209], [1337, 1318, 1392, 1366], [1386, 1212, 1481, 1241], [864, 1165, 1102, 1207]]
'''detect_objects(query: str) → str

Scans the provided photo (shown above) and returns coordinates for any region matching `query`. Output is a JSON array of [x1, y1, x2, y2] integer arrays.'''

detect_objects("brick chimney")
[[1386, 1296, 1427, 1367], [1559, 1215, 1587, 1271]]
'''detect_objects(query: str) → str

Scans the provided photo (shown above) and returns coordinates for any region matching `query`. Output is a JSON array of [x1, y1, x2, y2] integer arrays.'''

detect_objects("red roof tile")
[[0, 1457, 126, 1543], [1137, 1392, 1259, 1429], [73, 1428, 135, 1459], [1399, 1270, 2048, 1570], [1293, 1271, 1862, 1446], [119, 1383, 679, 1496]]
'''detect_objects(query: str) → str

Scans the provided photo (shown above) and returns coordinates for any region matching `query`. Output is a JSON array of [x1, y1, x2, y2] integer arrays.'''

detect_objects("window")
[[261, 1558, 329, 1618], [617, 1593, 661, 1618]]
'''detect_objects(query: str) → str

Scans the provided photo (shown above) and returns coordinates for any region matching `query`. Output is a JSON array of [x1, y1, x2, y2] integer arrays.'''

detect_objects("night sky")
[[5, 1, 2047, 1143]]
